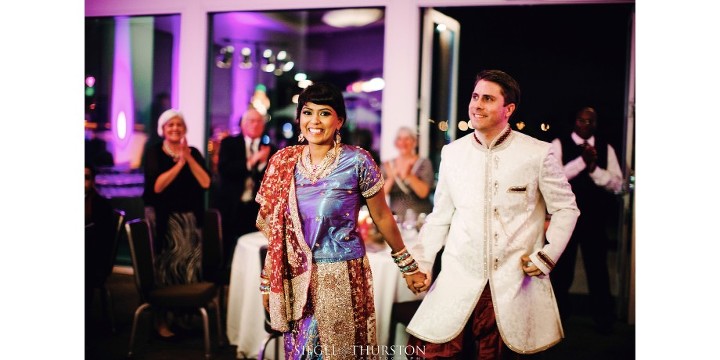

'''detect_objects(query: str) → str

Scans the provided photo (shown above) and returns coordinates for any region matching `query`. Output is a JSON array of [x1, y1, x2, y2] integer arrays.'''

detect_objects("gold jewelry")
[[162, 141, 180, 161], [335, 129, 341, 144], [298, 143, 341, 184], [391, 247, 408, 257], [298, 133, 305, 143]]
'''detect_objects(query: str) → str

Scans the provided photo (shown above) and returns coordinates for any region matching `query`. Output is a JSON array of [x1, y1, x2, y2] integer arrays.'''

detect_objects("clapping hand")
[[255, 145, 271, 164], [396, 161, 412, 180], [581, 143, 597, 172], [247, 144, 271, 169], [382, 162, 395, 180], [176, 137, 190, 165]]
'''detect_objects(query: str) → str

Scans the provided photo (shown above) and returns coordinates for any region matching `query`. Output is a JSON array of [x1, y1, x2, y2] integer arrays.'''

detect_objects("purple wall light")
[[110, 16, 135, 166]]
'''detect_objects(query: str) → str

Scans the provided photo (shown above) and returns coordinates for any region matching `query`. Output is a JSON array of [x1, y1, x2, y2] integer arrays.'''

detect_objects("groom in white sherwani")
[[407, 70, 579, 359]]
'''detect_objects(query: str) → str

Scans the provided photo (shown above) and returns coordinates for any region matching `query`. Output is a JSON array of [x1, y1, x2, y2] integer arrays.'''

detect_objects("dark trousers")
[[408, 286, 545, 360], [551, 215, 615, 325]]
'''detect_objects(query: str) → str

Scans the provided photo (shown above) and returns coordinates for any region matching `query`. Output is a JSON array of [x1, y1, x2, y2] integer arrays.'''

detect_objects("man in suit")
[[550, 106, 624, 334], [218, 107, 277, 264], [406, 70, 579, 358]]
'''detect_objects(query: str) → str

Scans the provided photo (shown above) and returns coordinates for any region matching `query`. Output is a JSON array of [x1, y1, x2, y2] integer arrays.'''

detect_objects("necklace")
[[163, 142, 180, 160], [299, 143, 341, 184]]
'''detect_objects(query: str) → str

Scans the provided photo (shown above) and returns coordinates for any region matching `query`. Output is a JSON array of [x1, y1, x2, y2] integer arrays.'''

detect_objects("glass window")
[[206, 8, 386, 171], [85, 15, 180, 171]]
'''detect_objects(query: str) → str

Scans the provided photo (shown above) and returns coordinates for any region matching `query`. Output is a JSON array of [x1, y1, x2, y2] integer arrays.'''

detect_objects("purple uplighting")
[[170, 16, 180, 109], [110, 16, 135, 165]]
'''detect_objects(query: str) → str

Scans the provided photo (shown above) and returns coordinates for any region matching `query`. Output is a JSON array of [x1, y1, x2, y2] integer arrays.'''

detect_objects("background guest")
[[85, 136, 114, 169], [142, 108, 210, 338], [218, 107, 278, 264], [382, 126, 434, 223], [550, 106, 624, 334]]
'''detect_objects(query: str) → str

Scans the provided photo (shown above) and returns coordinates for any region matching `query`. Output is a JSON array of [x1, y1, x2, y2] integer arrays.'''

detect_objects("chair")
[[258, 245, 283, 360], [387, 246, 444, 346], [125, 218, 224, 359], [85, 208, 125, 333], [202, 208, 230, 319]]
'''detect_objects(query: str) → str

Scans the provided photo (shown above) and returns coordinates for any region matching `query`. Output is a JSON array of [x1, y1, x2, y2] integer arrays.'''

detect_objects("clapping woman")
[[142, 109, 210, 338], [382, 127, 434, 222]]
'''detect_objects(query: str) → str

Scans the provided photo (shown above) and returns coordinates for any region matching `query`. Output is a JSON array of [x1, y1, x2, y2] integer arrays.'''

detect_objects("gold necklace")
[[299, 143, 341, 184], [162, 142, 180, 160]]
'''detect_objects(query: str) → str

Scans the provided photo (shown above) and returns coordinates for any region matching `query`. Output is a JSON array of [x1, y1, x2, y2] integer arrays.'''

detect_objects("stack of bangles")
[[259, 269, 270, 295], [392, 247, 420, 276]]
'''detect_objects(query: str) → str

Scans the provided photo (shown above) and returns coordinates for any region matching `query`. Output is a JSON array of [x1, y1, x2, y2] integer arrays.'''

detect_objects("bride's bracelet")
[[259, 269, 270, 295], [391, 247, 420, 276]]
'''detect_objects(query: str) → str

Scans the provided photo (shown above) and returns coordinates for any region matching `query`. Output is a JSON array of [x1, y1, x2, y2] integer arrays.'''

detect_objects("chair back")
[[105, 209, 125, 278], [85, 209, 126, 286], [125, 218, 156, 302], [202, 208, 224, 281]]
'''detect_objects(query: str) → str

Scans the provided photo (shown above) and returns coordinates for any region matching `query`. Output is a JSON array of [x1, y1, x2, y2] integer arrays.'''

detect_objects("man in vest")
[[550, 106, 624, 334]]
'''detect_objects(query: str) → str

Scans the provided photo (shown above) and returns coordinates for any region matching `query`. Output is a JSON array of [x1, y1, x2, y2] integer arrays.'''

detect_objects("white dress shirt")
[[550, 132, 624, 194]]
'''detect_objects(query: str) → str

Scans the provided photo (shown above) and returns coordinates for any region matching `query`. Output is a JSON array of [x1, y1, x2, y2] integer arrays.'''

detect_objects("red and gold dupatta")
[[255, 145, 313, 332]]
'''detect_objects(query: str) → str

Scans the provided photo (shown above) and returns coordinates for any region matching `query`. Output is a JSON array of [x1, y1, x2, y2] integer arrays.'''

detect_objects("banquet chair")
[[85, 208, 125, 333], [125, 218, 224, 359], [202, 208, 230, 320], [258, 245, 283, 360]]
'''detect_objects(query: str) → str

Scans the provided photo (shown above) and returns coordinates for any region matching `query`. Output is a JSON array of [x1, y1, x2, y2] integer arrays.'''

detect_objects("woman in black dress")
[[142, 109, 210, 337]]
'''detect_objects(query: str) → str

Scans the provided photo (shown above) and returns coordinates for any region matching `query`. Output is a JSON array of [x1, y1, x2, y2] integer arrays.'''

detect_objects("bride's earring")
[[335, 129, 341, 144], [298, 133, 305, 143]]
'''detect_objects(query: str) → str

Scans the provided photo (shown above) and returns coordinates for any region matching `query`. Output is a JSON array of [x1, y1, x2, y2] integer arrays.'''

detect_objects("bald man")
[[550, 106, 624, 334]]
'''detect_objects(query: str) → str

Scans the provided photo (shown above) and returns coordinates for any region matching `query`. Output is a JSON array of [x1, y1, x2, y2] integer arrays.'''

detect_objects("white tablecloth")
[[226, 232, 425, 359]]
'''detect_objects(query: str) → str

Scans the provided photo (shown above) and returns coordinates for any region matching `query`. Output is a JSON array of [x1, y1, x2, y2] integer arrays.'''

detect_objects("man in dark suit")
[[218, 107, 277, 263]]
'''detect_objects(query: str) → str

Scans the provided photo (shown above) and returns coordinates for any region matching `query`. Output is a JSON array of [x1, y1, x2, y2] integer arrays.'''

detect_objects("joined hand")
[[405, 271, 430, 294]]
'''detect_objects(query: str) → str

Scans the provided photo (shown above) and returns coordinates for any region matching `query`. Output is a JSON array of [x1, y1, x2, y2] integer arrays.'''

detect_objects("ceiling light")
[[282, 61, 294, 72], [298, 80, 313, 89], [216, 45, 234, 68], [239, 47, 253, 69], [322, 9, 383, 28]]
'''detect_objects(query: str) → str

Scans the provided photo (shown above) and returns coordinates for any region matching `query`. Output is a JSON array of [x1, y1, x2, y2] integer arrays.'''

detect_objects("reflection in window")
[[207, 8, 386, 160], [85, 15, 180, 170]]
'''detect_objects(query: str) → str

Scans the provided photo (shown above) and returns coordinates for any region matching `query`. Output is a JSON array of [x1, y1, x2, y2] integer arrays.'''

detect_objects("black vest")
[[561, 135, 611, 218]]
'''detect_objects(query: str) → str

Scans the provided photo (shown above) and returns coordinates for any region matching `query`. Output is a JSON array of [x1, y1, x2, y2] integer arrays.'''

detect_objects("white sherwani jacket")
[[406, 129, 579, 354]]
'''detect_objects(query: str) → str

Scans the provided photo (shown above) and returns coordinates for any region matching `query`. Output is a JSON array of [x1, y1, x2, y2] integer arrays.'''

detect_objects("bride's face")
[[299, 102, 343, 147]]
